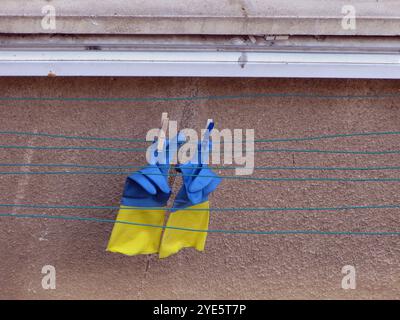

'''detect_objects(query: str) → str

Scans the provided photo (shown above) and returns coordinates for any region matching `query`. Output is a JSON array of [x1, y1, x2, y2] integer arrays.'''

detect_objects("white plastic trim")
[[0, 50, 399, 78]]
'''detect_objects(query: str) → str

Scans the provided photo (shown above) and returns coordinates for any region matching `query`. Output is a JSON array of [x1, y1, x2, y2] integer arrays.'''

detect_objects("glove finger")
[[188, 167, 217, 193], [128, 173, 157, 195], [187, 188, 204, 205], [203, 175, 222, 196], [140, 166, 171, 194]]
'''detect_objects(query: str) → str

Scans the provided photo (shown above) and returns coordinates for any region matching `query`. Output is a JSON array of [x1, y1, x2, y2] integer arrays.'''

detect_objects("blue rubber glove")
[[108, 139, 176, 256], [159, 138, 221, 258], [172, 142, 221, 210], [121, 141, 171, 208], [121, 163, 171, 207], [121, 133, 186, 208]]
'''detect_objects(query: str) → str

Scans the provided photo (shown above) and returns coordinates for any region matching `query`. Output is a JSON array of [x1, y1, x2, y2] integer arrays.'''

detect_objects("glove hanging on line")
[[159, 138, 221, 258], [107, 139, 173, 256], [107, 127, 221, 259]]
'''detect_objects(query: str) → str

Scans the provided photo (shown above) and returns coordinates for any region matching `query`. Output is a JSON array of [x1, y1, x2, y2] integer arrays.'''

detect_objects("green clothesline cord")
[[1, 163, 400, 171], [1, 92, 400, 103], [0, 212, 398, 236], [1, 130, 400, 144], [1, 170, 400, 183], [0, 130, 144, 143], [2, 203, 400, 212], [1, 144, 400, 155]]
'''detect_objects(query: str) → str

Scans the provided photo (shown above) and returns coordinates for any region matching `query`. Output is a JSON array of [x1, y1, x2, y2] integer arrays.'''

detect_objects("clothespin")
[[202, 119, 214, 147], [201, 119, 214, 164], [157, 112, 169, 152]]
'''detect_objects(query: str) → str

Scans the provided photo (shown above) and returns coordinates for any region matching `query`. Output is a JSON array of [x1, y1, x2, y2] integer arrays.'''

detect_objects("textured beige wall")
[[0, 77, 399, 299]]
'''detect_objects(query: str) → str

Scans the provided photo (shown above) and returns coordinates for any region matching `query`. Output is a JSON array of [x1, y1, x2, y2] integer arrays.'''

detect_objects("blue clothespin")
[[201, 119, 214, 164], [202, 119, 214, 145]]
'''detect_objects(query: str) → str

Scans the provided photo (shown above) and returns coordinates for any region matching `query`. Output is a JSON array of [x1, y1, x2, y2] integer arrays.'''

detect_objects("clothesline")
[[0, 212, 398, 236], [2, 202, 400, 212], [2, 163, 400, 171], [1, 144, 400, 155], [1, 130, 400, 144], [1, 96, 399, 239], [0, 170, 400, 183]]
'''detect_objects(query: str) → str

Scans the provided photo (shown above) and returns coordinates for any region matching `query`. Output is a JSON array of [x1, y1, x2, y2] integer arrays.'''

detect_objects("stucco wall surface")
[[0, 77, 399, 299]]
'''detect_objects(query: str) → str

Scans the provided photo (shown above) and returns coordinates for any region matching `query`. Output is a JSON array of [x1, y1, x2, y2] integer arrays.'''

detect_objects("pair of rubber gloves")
[[107, 135, 221, 258]]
